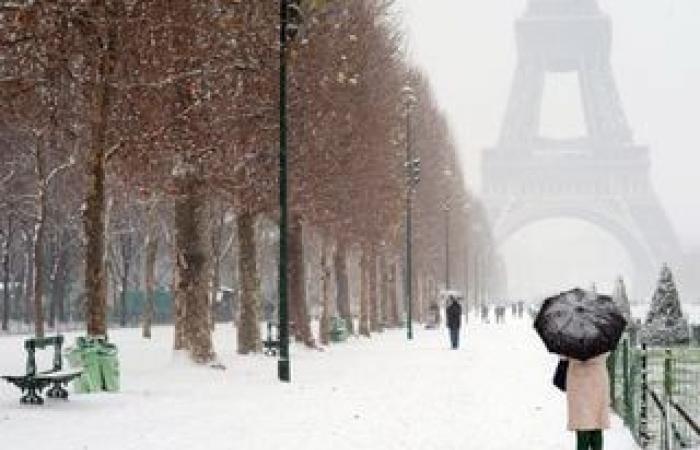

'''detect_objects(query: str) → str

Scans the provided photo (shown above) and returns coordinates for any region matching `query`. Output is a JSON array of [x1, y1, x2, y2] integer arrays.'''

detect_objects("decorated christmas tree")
[[641, 264, 690, 346]]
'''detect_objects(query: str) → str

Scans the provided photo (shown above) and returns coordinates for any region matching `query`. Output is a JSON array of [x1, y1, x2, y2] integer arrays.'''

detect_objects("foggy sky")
[[397, 0, 700, 298]]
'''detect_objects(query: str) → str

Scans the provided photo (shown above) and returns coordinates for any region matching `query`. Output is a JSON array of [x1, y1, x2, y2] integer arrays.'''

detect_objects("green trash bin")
[[66, 337, 120, 393], [97, 341, 120, 392], [329, 316, 348, 343], [67, 337, 101, 393]]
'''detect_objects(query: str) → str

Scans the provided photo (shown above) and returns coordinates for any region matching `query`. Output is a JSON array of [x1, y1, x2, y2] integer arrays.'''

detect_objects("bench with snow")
[[262, 321, 298, 356], [263, 322, 279, 356], [1, 335, 82, 405]]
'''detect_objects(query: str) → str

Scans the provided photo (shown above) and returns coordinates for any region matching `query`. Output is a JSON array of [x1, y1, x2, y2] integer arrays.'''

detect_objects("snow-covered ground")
[[0, 318, 639, 450]]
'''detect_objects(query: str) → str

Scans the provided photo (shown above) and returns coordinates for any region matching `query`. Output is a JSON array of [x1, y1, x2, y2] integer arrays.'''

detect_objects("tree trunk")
[[379, 253, 388, 331], [319, 238, 331, 345], [334, 240, 353, 334], [289, 214, 314, 347], [54, 252, 68, 326], [119, 233, 131, 327], [2, 214, 12, 331], [142, 203, 158, 339], [389, 261, 398, 327], [172, 244, 186, 350], [48, 235, 59, 330], [209, 251, 220, 331], [236, 212, 260, 354], [173, 169, 214, 363], [417, 273, 425, 323], [209, 207, 225, 331], [23, 232, 34, 326], [32, 220, 46, 338], [32, 151, 47, 338], [84, 141, 106, 334], [368, 244, 379, 332], [359, 245, 370, 337], [84, 46, 109, 338]]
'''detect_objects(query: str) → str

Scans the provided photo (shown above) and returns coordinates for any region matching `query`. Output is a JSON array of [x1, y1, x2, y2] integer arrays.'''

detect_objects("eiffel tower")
[[482, 0, 681, 297]]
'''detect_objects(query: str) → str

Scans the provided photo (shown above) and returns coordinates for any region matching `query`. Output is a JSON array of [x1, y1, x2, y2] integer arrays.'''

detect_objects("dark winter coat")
[[446, 301, 462, 330]]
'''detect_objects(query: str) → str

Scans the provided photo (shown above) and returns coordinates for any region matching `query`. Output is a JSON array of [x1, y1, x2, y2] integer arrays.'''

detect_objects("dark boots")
[[576, 430, 603, 450]]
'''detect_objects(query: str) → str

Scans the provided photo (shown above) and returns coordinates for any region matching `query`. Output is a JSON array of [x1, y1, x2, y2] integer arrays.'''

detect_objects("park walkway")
[[0, 316, 639, 450]]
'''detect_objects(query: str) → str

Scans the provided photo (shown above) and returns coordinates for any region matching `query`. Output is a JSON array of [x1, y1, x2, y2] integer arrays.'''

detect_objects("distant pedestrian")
[[446, 297, 462, 349], [565, 354, 610, 450], [494, 305, 504, 323], [481, 304, 489, 323]]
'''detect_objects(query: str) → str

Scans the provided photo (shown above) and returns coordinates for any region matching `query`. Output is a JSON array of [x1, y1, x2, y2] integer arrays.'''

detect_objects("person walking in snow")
[[445, 296, 462, 349], [564, 354, 611, 450], [481, 304, 489, 323]]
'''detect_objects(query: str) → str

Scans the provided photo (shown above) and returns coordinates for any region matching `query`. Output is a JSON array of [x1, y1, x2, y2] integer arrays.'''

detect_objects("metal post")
[[664, 348, 673, 450], [640, 343, 649, 447], [608, 346, 617, 411], [623, 339, 632, 426], [277, 0, 291, 382]]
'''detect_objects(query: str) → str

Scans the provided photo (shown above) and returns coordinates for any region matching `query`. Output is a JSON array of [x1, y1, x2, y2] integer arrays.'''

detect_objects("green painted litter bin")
[[66, 337, 120, 393], [97, 341, 119, 392], [329, 316, 348, 343]]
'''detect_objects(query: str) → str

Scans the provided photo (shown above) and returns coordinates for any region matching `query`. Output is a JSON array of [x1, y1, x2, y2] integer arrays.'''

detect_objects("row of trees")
[[0, 0, 488, 363]]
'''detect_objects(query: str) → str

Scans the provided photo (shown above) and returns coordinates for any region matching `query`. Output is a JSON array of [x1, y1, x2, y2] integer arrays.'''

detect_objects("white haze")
[[397, 0, 700, 300]]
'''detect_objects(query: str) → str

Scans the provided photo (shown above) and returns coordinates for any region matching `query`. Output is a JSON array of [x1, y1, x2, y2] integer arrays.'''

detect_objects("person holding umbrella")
[[445, 295, 462, 349], [564, 353, 610, 449], [535, 288, 627, 450]]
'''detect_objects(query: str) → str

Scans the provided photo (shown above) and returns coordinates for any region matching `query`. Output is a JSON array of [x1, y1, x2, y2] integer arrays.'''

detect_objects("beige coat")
[[565, 354, 611, 431]]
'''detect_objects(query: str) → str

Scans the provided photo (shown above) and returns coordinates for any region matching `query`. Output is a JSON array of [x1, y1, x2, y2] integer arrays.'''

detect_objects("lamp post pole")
[[277, 0, 296, 383], [402, 85, 418, 341]]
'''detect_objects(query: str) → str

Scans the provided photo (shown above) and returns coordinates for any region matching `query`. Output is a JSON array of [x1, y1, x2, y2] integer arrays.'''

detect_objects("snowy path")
[[0, 318, 639, 450]]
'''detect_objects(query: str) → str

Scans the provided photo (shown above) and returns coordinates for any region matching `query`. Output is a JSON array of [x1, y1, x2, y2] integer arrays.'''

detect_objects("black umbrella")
[[534, 288, 627, 361]]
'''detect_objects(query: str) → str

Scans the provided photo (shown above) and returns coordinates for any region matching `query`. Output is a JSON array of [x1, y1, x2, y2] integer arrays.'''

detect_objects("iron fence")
[[610, 336, 700, 449]]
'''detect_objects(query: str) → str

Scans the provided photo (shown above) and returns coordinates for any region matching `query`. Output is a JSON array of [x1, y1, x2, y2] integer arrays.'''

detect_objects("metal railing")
[[610, 337, 700, 450]]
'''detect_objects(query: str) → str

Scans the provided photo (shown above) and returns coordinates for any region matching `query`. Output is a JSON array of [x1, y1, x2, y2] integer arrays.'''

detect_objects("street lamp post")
[[402, 84, 419, 341], [278, 0, 301, 383]]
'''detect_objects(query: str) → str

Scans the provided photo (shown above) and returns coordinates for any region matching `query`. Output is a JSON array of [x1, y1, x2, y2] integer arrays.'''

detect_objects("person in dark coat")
[[446, 297, 462, 349]]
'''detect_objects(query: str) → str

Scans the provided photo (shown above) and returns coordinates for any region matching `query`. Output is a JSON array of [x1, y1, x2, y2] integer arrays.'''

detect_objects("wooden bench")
[[262, 321, 296, 356], [1, 335, 82, 405]]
